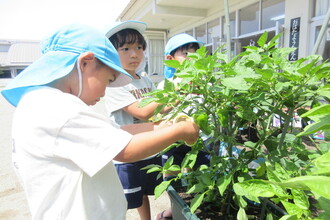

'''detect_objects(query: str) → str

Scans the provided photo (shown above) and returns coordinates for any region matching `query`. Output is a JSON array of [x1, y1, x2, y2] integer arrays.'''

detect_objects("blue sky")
[[0, 0, 130, 40]]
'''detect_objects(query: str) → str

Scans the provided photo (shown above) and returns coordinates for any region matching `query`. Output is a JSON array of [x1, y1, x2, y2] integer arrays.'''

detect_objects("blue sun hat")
[[164, 33, 203, 79], [105, 20, 147, 38], [1, 23, 132, 107]]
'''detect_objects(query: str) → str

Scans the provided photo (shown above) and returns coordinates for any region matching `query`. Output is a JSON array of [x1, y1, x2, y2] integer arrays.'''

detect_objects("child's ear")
[[79, 52, 96, 70], [81, 52, 95, 61], [166, 55, 174, 60]]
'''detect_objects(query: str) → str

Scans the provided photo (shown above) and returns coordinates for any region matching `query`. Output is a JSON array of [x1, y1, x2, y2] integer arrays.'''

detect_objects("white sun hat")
[[105, 20, 147, 38]]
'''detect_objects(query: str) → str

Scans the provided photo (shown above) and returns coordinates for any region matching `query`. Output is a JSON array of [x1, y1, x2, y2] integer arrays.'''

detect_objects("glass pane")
[[314, 0, 330, 17], [315, 25, 330, 60], [147, 39, 164, 75], [185, 29, 193, 37], [0, 70, 11, 78], [262, 0, 285, 29], [239, 3, 259, 35], [196, 24, 207, 43], [222, 12, 236, 40], [207, 18, 220, 44]]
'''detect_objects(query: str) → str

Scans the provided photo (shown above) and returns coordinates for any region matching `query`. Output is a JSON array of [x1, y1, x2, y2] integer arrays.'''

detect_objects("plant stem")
[[278, 107, 295, 150]]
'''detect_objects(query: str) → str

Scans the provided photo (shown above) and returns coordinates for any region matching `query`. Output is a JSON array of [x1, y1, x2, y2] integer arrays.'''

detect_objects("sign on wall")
[[289, 17, 300, 61]]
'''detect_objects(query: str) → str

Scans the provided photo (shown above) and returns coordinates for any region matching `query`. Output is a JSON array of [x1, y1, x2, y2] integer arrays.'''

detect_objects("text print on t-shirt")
[[129, 87, 152, 100]]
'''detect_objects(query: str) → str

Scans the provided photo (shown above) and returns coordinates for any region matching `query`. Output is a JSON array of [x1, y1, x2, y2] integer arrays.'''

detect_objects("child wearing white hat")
[[104, 20, 177, 220], [1, 24, 199, 220]]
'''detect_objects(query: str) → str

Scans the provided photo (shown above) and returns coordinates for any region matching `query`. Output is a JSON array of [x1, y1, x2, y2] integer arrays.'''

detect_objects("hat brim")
[[165, 40, 203, 56], [98, 55, 132, 87], [1, 50, 132, 107], [105, 20, 147, 38], [1, 51, 78, 106]]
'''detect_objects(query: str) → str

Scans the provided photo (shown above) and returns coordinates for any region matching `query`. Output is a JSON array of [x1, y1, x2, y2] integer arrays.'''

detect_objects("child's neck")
[[127, 70, 140, 79]]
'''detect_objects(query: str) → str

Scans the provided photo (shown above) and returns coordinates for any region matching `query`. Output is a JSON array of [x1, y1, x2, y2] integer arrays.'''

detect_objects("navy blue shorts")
[[161, 144, 210, 167], [115, 156, 162, 209]]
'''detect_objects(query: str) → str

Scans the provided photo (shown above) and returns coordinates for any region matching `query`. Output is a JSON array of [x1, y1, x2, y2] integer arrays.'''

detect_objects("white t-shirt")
[[104, 75, 157, 163], [11, 88, 132, 220], [104, 75, 156, 125]]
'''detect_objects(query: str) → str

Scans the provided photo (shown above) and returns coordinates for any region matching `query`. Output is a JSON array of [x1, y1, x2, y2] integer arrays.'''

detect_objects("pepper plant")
[[141, 32, 330, 219]]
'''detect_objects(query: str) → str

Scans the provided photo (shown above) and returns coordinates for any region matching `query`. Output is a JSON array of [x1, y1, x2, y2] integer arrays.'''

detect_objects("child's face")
[[81, 61, 119, 106], [172, 48, 197, 63], [117, 43, 144, 74]]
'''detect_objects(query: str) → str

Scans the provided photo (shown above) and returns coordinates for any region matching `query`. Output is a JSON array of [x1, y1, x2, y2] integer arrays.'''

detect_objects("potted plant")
[[141, 32, 330, 219]]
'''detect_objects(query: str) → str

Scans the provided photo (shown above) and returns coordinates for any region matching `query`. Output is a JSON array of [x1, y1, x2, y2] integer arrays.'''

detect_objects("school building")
[[0, 0, 329, 84], [0, 39, 41, 86], [117, 0, 330, 82]]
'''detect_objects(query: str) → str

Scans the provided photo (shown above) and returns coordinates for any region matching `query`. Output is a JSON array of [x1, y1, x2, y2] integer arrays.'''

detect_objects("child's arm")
[[123, 101, 173, 121], [115, 121, 199, 162], [120, 120, 171, 134]]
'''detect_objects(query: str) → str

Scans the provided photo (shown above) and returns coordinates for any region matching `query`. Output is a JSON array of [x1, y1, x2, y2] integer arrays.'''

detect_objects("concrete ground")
[[0, 92, 171, 220]]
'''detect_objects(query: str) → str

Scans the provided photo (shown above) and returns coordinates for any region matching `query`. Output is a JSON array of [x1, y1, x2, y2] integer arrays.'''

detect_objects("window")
[[315, 25, 330, 60], [239, 3, 260, 35], [146, 38, 164, 75], [207, 18, 220, 44], [314, 0, 330, 17], [196, 24, 207, 43], [0, 45, 10, 52], [0, 70, 11, 78], [262, 0, 285, 29], [222, 12, 236, 40], [185, 29, 193, 37]]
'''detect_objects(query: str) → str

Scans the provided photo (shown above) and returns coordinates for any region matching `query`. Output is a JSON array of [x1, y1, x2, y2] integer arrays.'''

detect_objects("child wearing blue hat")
[[104, 20, 175, 220], [155, 33, 210, 220], [163, 33, 203, 79], [1, 24, 199, 220]]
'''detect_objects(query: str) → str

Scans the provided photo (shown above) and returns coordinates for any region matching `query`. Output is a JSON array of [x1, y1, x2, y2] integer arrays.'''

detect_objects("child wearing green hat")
[[1, 24, 199, 220]]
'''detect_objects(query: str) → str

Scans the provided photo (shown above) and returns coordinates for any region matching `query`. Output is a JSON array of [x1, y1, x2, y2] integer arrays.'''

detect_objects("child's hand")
[[176, 120, 200, 146], [153, 120, 173, 129]]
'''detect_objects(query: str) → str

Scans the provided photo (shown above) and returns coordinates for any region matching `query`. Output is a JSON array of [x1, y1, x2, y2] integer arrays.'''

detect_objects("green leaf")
[[281, 176, 330, 199], [163, 156, 174, 170], [257, 31, 268, 47], [297, 115, 330, 136], [268, 162, 291, 181], [318, 89, 330, 100], [154, 181, 171, 199], [163, 78, 176, 92], [301, 104, 330, 118], [237, 207, 248, 220], [267, 32, 283, 49], [190, 193, 205, 213], [256, 162, 266, 177], [279, 215, 299, 220], [138, 97, 157, 107], [255, 68, 274, 80], [146, 166, 162, 173], [316, 197, 330, 220], [181, 150, 198, 168], [291, 189, 309, 210], [281, 201, 303, 217], [217, 173, 232, 196], [233, 180, 276, 203], [164, 59, 180, 68], [222, 77, 252, 90], [167, 165, 181, 172], [313, 152, 330, 175], [187, 183, 205, 194]]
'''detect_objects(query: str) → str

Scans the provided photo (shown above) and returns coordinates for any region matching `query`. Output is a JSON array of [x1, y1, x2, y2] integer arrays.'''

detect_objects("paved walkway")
[[0, 91, 170, 219]]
